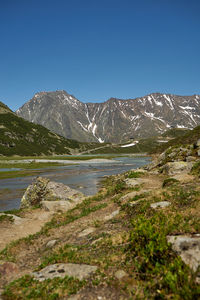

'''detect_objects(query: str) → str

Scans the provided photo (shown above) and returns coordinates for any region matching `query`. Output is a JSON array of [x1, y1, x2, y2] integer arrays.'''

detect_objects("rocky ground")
[[0, 144, 200, 299]]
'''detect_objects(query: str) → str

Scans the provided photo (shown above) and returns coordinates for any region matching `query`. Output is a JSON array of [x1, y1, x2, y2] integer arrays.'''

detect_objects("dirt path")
[[0, 209, 54, 251]]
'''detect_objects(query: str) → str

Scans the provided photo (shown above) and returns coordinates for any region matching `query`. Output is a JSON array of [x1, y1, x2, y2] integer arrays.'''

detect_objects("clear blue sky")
[[0, 0, 200, 111]]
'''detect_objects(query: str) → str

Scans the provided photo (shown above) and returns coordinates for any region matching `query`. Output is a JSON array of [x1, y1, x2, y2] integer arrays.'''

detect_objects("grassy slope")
[[0, 102, 101, 156], [89, 137, 162, 154], [154, 125, 200, 153], [0, 171, 200, 299]]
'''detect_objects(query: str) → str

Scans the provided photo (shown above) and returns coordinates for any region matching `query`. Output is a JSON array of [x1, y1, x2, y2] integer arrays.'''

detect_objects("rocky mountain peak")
[[16, 91, 200, 143]]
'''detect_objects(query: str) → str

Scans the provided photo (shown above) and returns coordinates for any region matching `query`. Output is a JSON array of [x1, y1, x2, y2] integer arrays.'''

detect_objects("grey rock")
[[171, 173, 194, 183], [42, 200, 73, 212], [120, 190, 149, 203], [198, 150, 200, 157], [20, 177, 84, 209], [129, 199, 143, 207], [114, 269, 128, 280], [167, 235, 200, 273], [186, 156, 197, 162], [32, 263, 97, 281], [150, 201, 171, 209], [149, 170, 160, 175], [161, 161, 193, 175], [196, 139, 200, 147], [134, 168, 147, 173], [125, 178, 149, 188], [78, 227, 95, 237], [46, 240, 57, 249], [104, 209, 119, 221], [67, 296, 79, 300]]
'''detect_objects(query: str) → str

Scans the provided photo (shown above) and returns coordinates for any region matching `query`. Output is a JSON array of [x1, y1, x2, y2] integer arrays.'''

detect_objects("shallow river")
[[0, 156, 150, 211]]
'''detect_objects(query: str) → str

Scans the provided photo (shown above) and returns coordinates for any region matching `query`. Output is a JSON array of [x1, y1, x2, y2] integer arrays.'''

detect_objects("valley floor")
[[0, 165, 200, 299]]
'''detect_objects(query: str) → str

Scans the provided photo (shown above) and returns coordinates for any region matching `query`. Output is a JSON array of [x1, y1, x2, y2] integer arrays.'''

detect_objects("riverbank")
[[0, 156, 150, 211], [0, 149, 199, 299]]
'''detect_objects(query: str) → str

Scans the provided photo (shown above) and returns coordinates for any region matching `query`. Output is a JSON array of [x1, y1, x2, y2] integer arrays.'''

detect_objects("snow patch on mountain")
[[121, 141, 139, 147], [163, 94, 174, 110]]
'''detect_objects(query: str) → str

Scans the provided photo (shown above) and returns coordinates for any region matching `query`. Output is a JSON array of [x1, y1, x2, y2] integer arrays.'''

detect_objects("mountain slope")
[[0, 101, 96, 156], [154, 125, 200, 153], [16, 91, 200, 143]]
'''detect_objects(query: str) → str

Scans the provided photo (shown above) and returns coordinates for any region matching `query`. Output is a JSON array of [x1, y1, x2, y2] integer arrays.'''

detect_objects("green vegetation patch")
[[0, 162, 65, 169], [154, 125, 200, 154], [162, 177, 179, 188], [1, 170, 200, 299], [191, 160, 200, 176], [0, 214, 14, 223], [2, 275, 86, 300], [126, 213, 200, 299], [0, 110, 105, 156], [126, 170, 143, 178]]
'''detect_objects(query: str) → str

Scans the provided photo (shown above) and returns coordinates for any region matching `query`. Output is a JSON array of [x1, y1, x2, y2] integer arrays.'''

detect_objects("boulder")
[[194, 139, 200, 148], [150, 201, 171, 209], [125, 178, 149, 188], [78, 227, 95, 237], [114, 269, 128, 280], [104, 209, 119, 221], [161, 161, 193, 175], [167, 235, 200, 275], [120, 190, 149, 203], [32, 263, 97, 281], [46, 240, 58, 249], [20, 177, 84, 209], [186, 156, 197, 162], [171, 173, 194, 184], [20, 177, 49, 208], [42, 200, 74, 212]]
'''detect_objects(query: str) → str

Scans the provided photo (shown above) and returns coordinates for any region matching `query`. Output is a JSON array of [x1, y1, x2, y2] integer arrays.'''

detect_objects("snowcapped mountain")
[[16, 90, 200, 143]]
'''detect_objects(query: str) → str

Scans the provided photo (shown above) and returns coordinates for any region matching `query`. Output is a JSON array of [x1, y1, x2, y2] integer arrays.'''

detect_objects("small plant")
[[2, 274, 86, 299], [126, 171, 143, 178], [0, 214, 14, 223], [171, 186, 198, 208], [191, 160, 200, 176], [162, 177, 179, 188]]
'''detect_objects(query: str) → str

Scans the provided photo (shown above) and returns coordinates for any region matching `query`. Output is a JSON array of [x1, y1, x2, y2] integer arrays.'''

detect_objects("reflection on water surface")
[[0, 156, 150, 211]]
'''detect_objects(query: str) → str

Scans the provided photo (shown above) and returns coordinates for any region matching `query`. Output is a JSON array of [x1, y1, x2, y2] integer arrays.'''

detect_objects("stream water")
[[0, 156, 150, 211]]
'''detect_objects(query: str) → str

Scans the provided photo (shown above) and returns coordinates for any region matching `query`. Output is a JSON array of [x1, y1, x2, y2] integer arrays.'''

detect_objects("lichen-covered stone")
[[20, 177, 49, 208], [167, 235, 200, 274], [20, 177, 84, 209], [161, 161, 193, 175], [32, 263, 97, 281]]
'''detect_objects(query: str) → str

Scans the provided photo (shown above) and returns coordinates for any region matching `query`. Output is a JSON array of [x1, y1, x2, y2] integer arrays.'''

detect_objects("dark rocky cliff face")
[[16, 90, 200, 143]]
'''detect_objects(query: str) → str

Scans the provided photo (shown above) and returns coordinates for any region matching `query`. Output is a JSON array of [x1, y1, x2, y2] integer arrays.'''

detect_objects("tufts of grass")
[[191, 160, 200, 176], [126, 171, 143, 179], [0, 214, 14, 223], [162, 177, 179, 188], [2, 275, 86, 300], [125, 211, 200, 299]]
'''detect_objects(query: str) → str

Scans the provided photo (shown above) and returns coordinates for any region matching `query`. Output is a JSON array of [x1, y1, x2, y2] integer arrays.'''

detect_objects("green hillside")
[[154, 126, 200, 153], [0, 102, 99, 156], [161, 128, 190, 138]]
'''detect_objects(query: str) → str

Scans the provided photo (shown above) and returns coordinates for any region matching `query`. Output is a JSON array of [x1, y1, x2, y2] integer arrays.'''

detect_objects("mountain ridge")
[[16, 90, 200, 143]]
